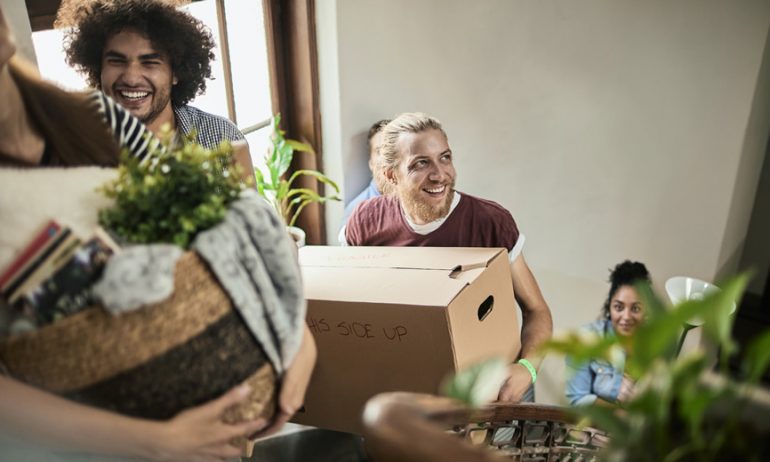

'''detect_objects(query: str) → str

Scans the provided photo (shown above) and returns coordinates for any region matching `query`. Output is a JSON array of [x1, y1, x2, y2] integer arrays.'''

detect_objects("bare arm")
[[0, 375, 266, 461], [511, 253, 553, 366], [250, 323, 317, 438], [498, 253, 553, 402], [231, 140, 257, 187]]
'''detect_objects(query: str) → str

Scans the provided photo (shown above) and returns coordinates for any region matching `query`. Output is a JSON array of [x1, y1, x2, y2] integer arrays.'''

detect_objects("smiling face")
[[609, 285, 645, 337], [388, 128, 456, 224], [100, 29, 176, 132]]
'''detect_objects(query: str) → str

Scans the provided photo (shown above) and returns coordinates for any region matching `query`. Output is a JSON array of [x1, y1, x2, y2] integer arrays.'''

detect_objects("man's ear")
[[385, 168, 397, 185], [172, 74, 178, 85]]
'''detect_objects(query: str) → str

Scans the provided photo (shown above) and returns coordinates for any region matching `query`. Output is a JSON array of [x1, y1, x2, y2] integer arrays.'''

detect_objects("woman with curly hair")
[[565, 260, 651, 406], [61, 0, 244, 149]]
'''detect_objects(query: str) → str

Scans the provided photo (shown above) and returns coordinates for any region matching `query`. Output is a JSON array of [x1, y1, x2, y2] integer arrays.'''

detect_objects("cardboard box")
[[292, 246, 521, 434]]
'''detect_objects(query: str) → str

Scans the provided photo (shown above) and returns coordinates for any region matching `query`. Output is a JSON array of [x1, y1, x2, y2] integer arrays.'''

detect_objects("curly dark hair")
[[602, 260, 651, 319], [62, 0, 215, 107]]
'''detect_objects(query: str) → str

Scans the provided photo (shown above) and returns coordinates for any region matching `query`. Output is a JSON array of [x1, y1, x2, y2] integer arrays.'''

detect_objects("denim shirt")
[[564, 319, 625, 406], [342, 179, 381, 224]]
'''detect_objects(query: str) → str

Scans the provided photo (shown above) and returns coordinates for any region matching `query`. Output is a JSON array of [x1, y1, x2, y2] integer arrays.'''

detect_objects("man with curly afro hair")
[[63, 0, 244, 149]]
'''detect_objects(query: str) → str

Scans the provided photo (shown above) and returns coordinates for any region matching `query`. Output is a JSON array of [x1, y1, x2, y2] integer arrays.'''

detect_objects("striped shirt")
[[94, 94, 244, 158], [89, 91, 160, 163]]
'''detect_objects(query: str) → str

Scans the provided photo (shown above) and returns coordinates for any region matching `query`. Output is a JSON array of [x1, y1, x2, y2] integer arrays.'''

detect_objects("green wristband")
[[518, 358, 537, 384]]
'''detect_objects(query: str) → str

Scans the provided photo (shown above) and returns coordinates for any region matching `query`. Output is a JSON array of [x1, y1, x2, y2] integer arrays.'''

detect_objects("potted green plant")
[[99, 136, 243, 248], [541, 274, 770, 461], [254, 114, 341, 245]]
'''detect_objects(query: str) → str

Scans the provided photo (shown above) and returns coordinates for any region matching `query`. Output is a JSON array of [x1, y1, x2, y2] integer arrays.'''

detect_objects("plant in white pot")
[[254, 114, 341, 246]]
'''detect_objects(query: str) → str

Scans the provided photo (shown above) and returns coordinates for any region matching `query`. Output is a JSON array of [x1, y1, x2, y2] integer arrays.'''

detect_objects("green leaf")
[[630, 283, 681, 368], [251, 113, 341, 227], [440, 357, 508, 406], [276, 141, 294, 178], [288, 169, 341, 194], [288, 195, 339, 227], [286, 188, 322, 201], [253, 167, 266, 196], [744, 328, 770, 383], [699, 274, 749, 359], [276, 180, 291, 205], [286, 139, 314, 153], [288, 199, 313, 227], [629, 280, 733, 373]]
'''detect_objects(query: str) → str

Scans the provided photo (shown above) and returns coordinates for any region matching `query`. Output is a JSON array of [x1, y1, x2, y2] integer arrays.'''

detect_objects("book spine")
[[2, 228, 72, 299], [8, 234, 82, 305], [25, 236, 116, 324], [0, 220, 61, 288]]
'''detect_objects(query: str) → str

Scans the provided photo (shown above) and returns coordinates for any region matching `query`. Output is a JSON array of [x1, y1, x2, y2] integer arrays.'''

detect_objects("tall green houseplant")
[[254, 114, 340, 228]]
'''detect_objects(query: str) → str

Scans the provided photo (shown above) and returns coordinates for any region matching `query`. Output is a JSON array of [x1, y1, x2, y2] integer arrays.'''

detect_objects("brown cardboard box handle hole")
[[477, 295, 494, 321]]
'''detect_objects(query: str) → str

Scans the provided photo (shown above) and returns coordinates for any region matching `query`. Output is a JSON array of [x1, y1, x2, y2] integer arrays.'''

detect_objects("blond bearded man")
[[341, 112, 553, 403]]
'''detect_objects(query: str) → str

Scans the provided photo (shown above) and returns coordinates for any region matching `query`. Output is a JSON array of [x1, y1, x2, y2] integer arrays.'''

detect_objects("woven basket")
[[363, 392, 607, 462], [0, 252, 276, 431]]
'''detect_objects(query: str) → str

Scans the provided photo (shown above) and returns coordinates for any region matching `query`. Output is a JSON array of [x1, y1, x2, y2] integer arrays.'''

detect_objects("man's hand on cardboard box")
[[497, 362, 534, 402], [250, 323, 317, 439]]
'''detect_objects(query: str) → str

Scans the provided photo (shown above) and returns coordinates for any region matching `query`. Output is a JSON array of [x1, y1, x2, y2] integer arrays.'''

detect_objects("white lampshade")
[[665, 276, 736, 327]]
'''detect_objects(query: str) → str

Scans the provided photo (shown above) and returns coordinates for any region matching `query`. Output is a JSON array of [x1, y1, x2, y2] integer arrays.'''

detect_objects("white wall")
[[318, 0, 770, 404]]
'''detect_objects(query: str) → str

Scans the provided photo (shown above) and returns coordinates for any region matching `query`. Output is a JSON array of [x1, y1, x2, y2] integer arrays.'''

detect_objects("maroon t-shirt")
[[346, 192, 520, 251]]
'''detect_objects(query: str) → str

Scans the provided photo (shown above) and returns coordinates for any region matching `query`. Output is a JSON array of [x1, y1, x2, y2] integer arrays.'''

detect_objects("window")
[[30, 0, 273, 170], [28, 0, 325, 243]]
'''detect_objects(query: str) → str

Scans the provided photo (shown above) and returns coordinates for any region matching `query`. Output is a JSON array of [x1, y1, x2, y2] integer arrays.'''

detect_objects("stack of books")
[[0, 220, 120, 333]]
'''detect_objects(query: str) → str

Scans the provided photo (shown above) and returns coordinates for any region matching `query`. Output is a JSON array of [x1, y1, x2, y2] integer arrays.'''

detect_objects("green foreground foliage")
[[99, 135, 243, 248]]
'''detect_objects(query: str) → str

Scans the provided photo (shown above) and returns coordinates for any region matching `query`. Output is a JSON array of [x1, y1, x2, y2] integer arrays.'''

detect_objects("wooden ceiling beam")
[[25, 0, 61, 31]]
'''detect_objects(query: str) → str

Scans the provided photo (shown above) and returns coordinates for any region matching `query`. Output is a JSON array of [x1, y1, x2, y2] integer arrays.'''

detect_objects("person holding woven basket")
[[564, 260, 650, 407], [0, 5, 317, 460]]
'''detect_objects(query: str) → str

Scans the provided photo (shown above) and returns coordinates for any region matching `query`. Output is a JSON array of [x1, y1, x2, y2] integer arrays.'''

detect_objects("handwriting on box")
[[321, 252, 391, 262], [307, 317, 408, 342]]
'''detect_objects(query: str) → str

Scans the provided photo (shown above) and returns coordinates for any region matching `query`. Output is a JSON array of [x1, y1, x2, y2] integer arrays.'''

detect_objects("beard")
[[400, 178, 456, 224], [138, 87, 172, 125]]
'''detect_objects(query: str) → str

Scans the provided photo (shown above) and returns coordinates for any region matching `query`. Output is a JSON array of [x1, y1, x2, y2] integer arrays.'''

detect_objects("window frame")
[[263, 0, 326, 244]]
